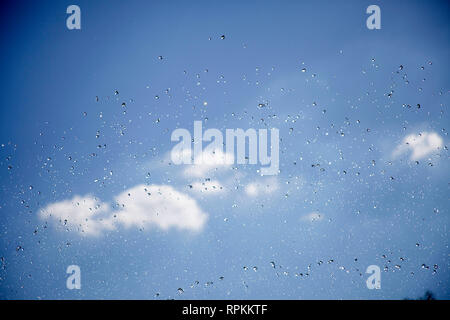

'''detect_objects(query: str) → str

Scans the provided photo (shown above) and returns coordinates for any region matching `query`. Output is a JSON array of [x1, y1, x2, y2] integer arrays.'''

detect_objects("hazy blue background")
[[0, 0, 449, 299]]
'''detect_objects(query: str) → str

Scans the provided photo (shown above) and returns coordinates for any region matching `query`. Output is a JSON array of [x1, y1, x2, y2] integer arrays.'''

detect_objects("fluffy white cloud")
[[39, 184, 208, 236], [244, 177, 279, 197], [301, 212, 324, 222], [39, 195, 114, 236], [114, 184, 207, 231], [393, 132, 443, 161]]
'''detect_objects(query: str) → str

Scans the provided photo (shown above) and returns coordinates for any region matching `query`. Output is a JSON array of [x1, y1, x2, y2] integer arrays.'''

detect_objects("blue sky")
[[0, 0, 449, 299]]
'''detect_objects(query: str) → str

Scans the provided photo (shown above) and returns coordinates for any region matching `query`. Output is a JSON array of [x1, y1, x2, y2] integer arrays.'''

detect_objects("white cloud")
[[244, 177, 279, 197], [393, 132, 443, 161], [39, 184, 208, 236], [114, 184, 207, 232], [189, 180, 225, 195], [301, 212, 324, 222], [39, 195, 115, 236]]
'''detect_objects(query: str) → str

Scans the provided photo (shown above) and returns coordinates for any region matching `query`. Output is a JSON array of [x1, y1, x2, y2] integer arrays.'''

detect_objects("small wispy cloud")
[[189, 180, 225, 195], [392, 131, 443, 161], [301, 212, 324, 223]]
